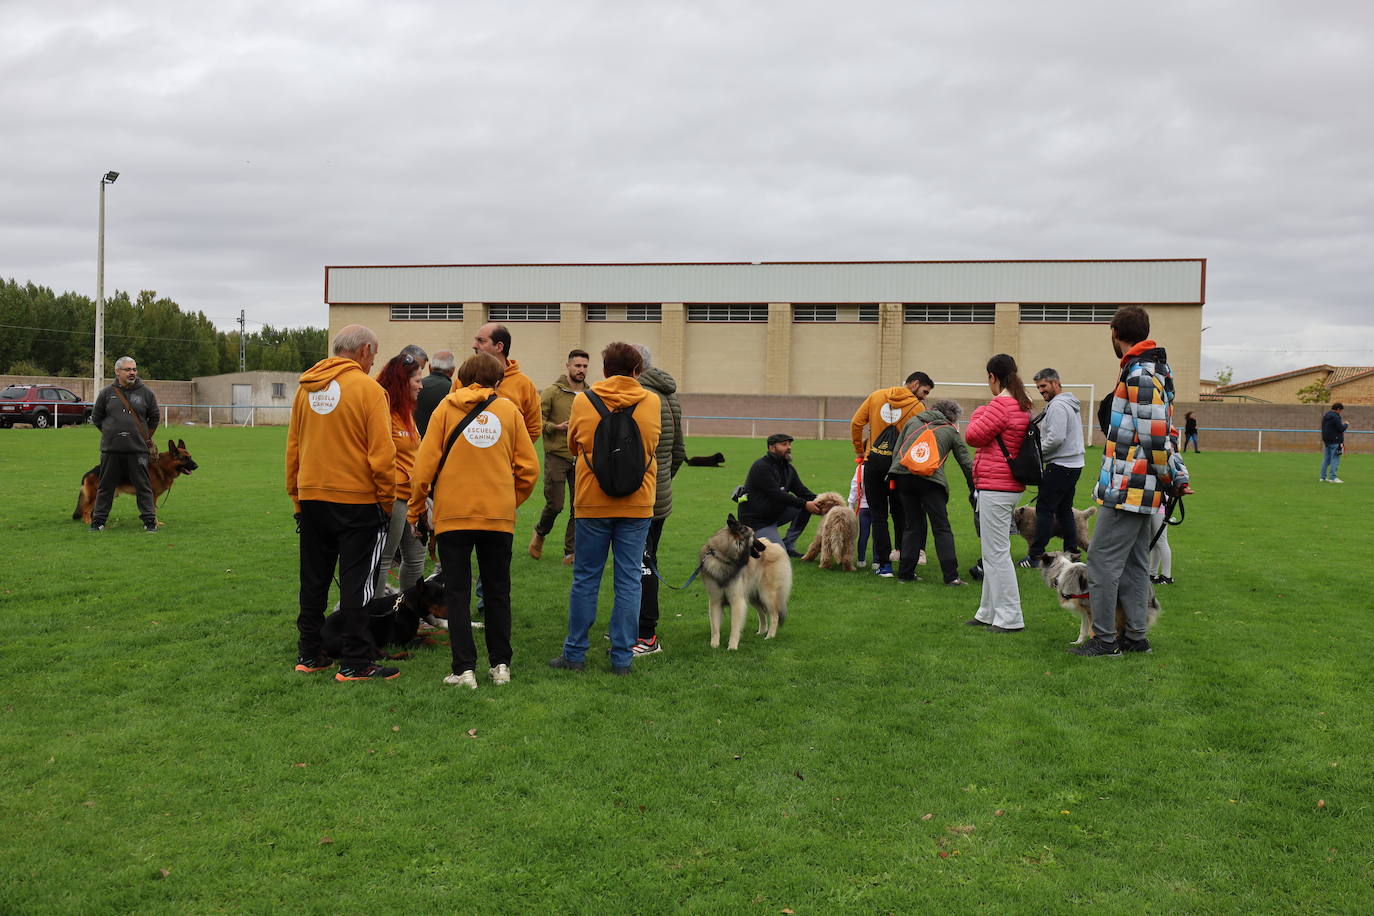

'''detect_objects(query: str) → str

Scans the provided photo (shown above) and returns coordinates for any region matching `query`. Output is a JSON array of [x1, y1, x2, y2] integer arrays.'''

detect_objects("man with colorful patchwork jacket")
[[1070, 306, 1191, 658]]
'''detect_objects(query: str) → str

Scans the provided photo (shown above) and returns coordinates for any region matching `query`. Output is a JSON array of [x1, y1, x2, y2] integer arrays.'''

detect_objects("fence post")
[[209, 406, 214, 429], [751, 419, 757, 438], [1257, 429, 1263, 453]]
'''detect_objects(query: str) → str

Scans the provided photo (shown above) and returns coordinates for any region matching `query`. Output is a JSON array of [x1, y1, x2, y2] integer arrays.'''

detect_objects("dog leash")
[[1148, 493, 1185, 551], [648, 538, 765, 591]]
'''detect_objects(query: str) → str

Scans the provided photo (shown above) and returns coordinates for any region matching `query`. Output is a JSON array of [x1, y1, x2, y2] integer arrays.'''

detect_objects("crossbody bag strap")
[[430, 394, 498, 490], [112, 386, 155, 452]]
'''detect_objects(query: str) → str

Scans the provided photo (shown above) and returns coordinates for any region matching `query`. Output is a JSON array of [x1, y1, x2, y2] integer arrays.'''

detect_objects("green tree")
[[1215, 365, 1234, 386], [1296, 381, 1330, 404]]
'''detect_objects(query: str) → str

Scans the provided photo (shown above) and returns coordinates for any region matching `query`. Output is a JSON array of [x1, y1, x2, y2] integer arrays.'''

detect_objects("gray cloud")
[[3, 0, 1372, 380]]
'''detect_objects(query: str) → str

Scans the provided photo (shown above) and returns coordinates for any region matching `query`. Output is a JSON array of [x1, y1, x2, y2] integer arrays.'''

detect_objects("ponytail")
[[986, 353, 1032, 411]]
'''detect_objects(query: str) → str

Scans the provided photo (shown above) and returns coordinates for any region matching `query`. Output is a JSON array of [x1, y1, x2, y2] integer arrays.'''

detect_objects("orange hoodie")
[[569, 375, 661, 519], [286, 357, 396, 511], [389, 410, 419, 502], [851, 385, 924, 458], [408, 384, 538, 534], [455, 358, 541, 444]]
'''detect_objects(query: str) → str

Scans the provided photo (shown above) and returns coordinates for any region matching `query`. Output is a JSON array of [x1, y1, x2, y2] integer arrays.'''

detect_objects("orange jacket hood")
[[568, 376, 661, 518], [298, 356, 365, 390]]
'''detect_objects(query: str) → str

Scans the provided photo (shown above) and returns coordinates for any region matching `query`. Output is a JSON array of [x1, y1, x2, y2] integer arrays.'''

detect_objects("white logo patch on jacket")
[[879, 402, 902, 423], [308, 380, 341, 415], [463, 411, 501, 448]]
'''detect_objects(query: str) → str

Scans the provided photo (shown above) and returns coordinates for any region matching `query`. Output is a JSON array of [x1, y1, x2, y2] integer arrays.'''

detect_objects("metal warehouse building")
[[325, 259, 1206, 401]]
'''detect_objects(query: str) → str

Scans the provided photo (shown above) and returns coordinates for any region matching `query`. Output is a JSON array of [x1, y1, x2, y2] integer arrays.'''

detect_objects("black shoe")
[[1015, 556, 1035, 568], [548, 655, 585, 672], [1067, 637, 1122, 658], [294, 656, 334, 673], [1120, 637, 1153, 653], [963, 618, 990, 627], [1156, 576, 1173, 585], [969, 562, 984, 581], [610, 665, 631, 676], [335, 663, 400, 681], [144, 523, 158, 533], [89, 523, 105, 531], [785, 547, 803, 559], [987, 625, 1025, 633]]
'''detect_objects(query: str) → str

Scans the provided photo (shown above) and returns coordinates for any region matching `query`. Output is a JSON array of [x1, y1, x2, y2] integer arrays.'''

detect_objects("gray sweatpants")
[[1086, 507, 1153, 642]]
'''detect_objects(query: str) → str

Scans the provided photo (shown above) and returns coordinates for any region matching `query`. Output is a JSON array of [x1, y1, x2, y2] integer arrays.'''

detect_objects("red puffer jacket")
[[964, 394, 1030, 493]]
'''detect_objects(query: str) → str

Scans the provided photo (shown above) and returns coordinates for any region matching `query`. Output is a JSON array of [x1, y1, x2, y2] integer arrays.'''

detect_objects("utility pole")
[[238, 310, 246, 372], [94, 170, 119, 400]]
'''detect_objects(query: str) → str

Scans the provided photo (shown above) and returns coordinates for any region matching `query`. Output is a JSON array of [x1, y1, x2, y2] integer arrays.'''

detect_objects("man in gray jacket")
[[1024, 368, 1085, 563], [89, 356, 160, 532], [633, 346, 686, 656]]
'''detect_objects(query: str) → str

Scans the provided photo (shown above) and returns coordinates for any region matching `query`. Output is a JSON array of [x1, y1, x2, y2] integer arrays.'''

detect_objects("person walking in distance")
[[531, 349, 589, 564], [286, 324, 400, 681], [1183, 411, 1200, 453], [632, 345, 686, 656], [1070, 306, 1191, 658], [851, 372, 932, 577], [88, 355, 160, 532], [1320, 403, 1348, 483]]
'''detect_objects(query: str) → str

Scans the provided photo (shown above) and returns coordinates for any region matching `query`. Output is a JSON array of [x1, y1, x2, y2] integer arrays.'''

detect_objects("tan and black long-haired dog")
[[799, 491, 859, 571], [1039, 551, 1160, 645], [701, 514, 793, 650]]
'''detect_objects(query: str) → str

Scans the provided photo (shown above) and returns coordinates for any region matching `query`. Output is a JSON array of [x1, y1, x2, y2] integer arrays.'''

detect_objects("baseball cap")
[[766, 433, 794, 446]]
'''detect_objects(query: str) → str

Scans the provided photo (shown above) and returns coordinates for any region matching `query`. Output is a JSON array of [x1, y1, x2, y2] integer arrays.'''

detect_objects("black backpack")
[[997, 412, 1044, 486], [583, 388, 648, 497], [868, 422, 902, 458]]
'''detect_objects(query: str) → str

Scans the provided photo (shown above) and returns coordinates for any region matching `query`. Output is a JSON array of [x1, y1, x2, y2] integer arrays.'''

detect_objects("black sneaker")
[[335, 663, 400, 681], [89, 523, 105, 532], [610, 665, 631, 676], [969, 562, 984, 581], [548, 655, 585, 672], [144, 523, 158, 533], [1067, 637, 1122, 658], [1015, 556, 1035, 568], [987, 625, 1024, 633], [785, 547, 804, 559], [963, 618, 990, 627], [1120, 637, 1153, 653], [294, 656, 334, 673], [1156, 576, 1173, 585]]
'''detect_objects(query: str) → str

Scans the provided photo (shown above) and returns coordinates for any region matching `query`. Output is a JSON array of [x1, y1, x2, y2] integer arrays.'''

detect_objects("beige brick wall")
[[791, 323, 881, 394], [1218, 369, 1329, 405], [1332, 374, 1374, 405]]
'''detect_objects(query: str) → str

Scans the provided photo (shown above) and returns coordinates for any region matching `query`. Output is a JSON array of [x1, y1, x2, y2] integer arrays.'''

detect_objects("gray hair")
[[930, 398, 962, 423], [401, 344, 428, 364], [633, 344, 653, 369], [1033, 367, 1060, 382], [430, 350, 456, 372], [114, 356, 137, 369], [332, 324, 378, 356]]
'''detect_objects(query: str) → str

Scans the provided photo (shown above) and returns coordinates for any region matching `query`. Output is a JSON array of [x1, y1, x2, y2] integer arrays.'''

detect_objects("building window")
[[686, 304, 768, 322], [858, 304, 879, 323], [1019, 304, 1119, 323], [793, 305, 838, 323], [487, 304, 561, 321], [582, 304, 661, 322], [903, 304, 995, 323], [389, 304, 463, 321], [271, 383, 285, 399]]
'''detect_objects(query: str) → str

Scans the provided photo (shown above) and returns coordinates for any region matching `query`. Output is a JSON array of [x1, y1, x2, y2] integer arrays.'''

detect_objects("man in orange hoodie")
[[549, 342, 661, 676], [286, 324, 399, 681], [850, 371, 932, 577], [471, 322, 542, 445], [408, 353, 538, 689]]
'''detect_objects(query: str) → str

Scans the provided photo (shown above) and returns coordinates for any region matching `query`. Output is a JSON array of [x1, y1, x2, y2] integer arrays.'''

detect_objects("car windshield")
[[1, 387, 27, 399]]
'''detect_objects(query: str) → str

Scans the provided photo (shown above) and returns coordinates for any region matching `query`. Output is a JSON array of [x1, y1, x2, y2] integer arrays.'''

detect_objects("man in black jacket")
[[1320, 402, 1348, 483], [737, 434, 821, 557], [413, 349, 452, 437], [89, 356, 160, 532]]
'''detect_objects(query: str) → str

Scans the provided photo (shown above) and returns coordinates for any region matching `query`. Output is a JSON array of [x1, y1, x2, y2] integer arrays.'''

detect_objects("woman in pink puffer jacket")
[[962, 354, 1032, 632]]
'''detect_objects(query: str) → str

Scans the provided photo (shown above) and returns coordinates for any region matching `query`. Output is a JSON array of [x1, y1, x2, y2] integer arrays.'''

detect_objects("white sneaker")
[[918, 550, 927, 565], [1329, 477, 1344, 484], [489, 663, 511, 685], [443, 670, 478, 689]]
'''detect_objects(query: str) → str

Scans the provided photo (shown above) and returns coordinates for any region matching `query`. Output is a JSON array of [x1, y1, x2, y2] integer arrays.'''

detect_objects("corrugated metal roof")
[[324, 259, 1206, 305]]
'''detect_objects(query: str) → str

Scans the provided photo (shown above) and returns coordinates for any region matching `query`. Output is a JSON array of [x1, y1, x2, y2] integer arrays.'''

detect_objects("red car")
[[0, 385, 91, 428]]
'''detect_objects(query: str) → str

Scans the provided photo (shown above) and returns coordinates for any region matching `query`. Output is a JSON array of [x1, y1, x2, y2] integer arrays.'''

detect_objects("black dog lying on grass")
[[687, 452, 725, 467], [322, 574, 447, 662]]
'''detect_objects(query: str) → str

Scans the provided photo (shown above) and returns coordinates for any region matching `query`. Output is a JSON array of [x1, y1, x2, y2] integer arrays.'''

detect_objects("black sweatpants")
[[637, 516, 667, 639], [91, 451, 156, 526], [297, 500, 388, 667], [438, 529, 514, 675], [1028, 463, 1083, 557], [895, 475, 959, 583], [863, 454, 905, 565]]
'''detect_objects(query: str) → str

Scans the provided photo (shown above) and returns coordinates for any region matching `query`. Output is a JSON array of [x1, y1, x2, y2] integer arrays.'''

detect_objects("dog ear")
[[177, 438, 186, 450], [750, 539, 767, 558], [1039, 552, 1057, 567], [727, 514, 740, 531], [167, 439, 176, 453]]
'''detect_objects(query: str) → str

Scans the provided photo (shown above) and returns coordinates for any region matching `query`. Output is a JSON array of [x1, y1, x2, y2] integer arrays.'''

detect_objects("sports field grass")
[[1, 427, 1370, 913]]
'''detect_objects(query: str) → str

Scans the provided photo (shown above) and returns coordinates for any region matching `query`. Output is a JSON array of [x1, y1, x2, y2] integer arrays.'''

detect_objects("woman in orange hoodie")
[[408, 353, 538, 689], [374, 351, 426, 595]]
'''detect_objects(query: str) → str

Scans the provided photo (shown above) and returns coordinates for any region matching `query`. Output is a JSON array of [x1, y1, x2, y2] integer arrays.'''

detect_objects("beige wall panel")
[[899, 324, 998, 392], [1224, 370, 1330, 405], [1332, 374, 1374, 405], [683, 323, 768, 394], [582, 324, 664, 382], [790, 324, 881, 395]]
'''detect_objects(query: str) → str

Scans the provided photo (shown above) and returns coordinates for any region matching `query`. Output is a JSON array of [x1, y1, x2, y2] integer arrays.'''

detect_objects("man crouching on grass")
[[286, 324, 400, 681]]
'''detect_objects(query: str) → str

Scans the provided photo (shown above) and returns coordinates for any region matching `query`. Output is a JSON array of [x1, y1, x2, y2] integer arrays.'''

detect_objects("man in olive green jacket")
[[530, 349, 588, 562], [632, 346, 687, 656], [888, 400, 975, 585]]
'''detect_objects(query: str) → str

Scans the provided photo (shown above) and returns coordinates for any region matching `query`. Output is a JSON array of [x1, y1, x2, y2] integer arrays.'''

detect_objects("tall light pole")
[[94, 170, 119, 402]]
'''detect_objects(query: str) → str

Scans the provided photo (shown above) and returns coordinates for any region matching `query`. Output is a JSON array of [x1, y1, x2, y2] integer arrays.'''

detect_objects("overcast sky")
[[4, 0, 1371, 382]]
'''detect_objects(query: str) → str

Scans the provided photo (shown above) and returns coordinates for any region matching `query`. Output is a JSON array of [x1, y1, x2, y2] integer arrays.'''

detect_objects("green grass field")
[[1, 427, 1370, 913]]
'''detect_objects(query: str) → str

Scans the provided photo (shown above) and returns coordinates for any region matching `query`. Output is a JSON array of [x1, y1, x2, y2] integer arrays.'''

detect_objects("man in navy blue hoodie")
[[1320, 403, 1348, 483]]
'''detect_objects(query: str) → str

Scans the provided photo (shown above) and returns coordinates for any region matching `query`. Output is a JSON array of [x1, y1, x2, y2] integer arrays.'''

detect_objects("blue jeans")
[[1321, 443, 1342, 480], [563, 517, 651, 668]]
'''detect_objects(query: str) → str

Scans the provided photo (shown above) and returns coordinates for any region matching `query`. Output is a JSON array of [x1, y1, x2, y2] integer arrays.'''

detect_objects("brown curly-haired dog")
[[800, 491, 859, 571]]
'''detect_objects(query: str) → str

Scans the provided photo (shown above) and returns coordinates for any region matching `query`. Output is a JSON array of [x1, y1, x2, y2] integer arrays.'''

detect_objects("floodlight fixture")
[[103, 171, 119, 183]]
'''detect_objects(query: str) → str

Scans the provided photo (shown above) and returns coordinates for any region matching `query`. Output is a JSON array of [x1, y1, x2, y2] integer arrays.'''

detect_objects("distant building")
[[325, 259, 1206, 401], [1215, 365, 1374, 405]]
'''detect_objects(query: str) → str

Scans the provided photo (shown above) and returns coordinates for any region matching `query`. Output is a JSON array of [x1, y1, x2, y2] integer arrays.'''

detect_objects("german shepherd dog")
[[701, 514, 793, 650], [73, 439, 199, 525], [322, 574, 449, 662], [1038, 551, 1160, 645], [1012, 504, 1096, 554]]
